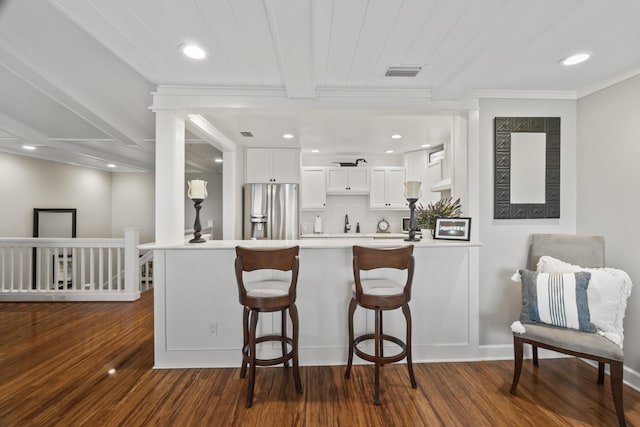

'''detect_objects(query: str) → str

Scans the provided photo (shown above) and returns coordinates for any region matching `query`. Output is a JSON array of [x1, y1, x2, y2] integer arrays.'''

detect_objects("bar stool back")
[[344, 245, 417, 405], [234, 245, 303, 408]]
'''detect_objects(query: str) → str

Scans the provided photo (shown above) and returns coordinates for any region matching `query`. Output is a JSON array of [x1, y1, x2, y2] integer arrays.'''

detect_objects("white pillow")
[[536, 255, 633, 348]]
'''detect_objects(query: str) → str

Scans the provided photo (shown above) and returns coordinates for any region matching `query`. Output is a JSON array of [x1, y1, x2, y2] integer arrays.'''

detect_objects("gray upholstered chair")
[[510, 234, 627, 427]]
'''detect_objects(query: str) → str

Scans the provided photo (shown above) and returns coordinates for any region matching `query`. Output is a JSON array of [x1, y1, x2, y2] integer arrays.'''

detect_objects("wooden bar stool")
[[234, 245, 303, 408], [344, 245, 417, 405]]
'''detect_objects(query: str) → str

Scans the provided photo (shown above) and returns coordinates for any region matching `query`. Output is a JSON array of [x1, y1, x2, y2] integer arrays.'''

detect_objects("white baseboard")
[[581, 359, 640, 393], [478, 344, 640, 392], [0, 291, 141, 302]]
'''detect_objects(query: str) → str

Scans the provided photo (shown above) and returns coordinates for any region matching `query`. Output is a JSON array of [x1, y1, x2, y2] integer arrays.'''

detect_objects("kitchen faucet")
[[344, 214, 351, 233]]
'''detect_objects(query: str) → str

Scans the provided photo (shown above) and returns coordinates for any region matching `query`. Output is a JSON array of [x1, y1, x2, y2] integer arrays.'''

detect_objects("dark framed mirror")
[[32, 208, 77, 289], [494, 117, 560, 219], [33, 208, 77, 238]]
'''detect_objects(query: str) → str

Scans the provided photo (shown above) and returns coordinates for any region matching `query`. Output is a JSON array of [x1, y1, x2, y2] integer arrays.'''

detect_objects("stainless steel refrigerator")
[[243, 183, 299, 240]]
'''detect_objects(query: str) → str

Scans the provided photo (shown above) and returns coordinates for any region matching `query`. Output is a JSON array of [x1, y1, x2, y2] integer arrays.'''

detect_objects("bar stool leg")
[[379, 310, 384, 365], [289, 303, 303, 394], [373, 308, 381, 405], [402, 303, 417, 388], [240, 306, 250, 378], [281, 308, 289, 368], [246, 309, 259, 408], [344, 298, 357, 379]]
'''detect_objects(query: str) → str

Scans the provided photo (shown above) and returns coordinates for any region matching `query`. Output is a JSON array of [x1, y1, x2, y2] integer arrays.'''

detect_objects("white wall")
[[111, 172, 155, 243], [0, 152, 112, 237], [577, 74, 640, 373], [404, 149, 441, 207], [478, 98, 577, 346], [301, 195, 408, 235]]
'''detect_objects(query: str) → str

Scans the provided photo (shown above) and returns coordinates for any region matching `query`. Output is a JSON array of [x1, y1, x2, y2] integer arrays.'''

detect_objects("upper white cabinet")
[[300, 167, 326, 209], [246, 148, 300, 183], [326, 167, 369, 194], [369, 167, 407, 209]]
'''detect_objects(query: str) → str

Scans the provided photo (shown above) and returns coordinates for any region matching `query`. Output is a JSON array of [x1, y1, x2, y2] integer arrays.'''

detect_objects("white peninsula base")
[[145, 239, 480, 369]]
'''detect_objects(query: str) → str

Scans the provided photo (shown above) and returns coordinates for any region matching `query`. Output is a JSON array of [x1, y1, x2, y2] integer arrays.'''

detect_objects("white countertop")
[[140, 237, 480, 250], [300, 232, 407, 239]]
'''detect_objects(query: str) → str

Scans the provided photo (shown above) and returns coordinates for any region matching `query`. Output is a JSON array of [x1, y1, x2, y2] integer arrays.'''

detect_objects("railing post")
[[124, 228, 140, 297]]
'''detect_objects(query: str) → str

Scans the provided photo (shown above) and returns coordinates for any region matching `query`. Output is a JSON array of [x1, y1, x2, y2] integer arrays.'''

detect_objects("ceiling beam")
[[186, 115, 237, 152], [0, 44, 141, 146], [264, 0, 315, 99], [0, 112, 152, 171]]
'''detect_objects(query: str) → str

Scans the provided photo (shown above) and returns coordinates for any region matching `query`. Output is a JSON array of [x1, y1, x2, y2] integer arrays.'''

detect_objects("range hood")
[[430, 177, 451, 192]]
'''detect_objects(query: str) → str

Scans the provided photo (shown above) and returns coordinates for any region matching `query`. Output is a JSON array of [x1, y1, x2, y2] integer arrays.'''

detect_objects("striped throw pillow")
[[519, 269, 596, 333]]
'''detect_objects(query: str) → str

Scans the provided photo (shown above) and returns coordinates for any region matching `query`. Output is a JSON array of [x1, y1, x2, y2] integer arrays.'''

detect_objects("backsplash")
[[300, 194, 408, 235]]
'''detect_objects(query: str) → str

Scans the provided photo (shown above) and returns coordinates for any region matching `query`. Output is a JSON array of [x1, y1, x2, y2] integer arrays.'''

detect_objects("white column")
[[123, 227, 140, 297], [155, 110, 185, 243], [222, 150, 237, 239]]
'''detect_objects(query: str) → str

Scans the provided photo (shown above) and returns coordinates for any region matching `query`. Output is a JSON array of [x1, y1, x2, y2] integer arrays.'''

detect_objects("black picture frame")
[[433, 217, 471, 241], [32, 208, 77, 289], [494, 117, 560, 219]]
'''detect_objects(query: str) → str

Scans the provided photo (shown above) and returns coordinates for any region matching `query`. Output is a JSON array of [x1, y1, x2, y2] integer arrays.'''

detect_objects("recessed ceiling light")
[[181, 44, 206, 60], [385, 150, 394, 154], [560, 52, 590, 66], [214, 158, 223, 163], [391, 134, 402, 140], [421, 144, 430, 148], [107, 164, 116, 168], [311, 149, 319, 153], [22, 145, 36, 151], [282, 133, 294, 139]]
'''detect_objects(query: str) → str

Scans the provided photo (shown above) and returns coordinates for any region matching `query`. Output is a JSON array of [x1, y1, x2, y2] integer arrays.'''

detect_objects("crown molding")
[[576, 68, 640, 99], [471, 89, 577, 100], [152, 85, 478, 112]]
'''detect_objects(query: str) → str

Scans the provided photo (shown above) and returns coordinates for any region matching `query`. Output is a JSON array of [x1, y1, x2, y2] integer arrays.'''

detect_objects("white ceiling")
[[1, 0, 639, 172]]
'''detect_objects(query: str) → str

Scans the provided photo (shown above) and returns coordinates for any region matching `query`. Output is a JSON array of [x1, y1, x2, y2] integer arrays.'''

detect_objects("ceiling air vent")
[[240, 131, 254, 137], [385, 66, 422, 77]]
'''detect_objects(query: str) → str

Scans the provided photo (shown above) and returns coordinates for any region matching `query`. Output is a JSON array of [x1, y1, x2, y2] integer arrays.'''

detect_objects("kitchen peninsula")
[[144, 237, 480, 369]]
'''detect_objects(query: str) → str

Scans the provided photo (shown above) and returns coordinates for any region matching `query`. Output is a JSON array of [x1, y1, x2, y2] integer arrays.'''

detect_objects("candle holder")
[[189, 198, 206, 243], [403, 181, 421, 242], [187, 179, 208, 244], [404, 198, 419, 242]]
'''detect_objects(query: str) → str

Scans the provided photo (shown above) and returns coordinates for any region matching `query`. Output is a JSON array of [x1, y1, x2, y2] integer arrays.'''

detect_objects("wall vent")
[[385, 66, 422, 77], [240, 131, 254, 137]]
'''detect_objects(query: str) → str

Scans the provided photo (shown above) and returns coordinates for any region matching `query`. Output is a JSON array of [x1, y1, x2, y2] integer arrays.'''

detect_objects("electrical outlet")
[[209, 322, 218, 336]]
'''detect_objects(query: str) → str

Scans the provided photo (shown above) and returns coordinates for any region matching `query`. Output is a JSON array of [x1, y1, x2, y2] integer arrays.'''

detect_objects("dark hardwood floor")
[[1, 290, 638, 426]]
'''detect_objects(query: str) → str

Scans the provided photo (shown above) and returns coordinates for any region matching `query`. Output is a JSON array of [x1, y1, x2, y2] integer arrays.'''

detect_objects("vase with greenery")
[[415, 197, 462, 237]]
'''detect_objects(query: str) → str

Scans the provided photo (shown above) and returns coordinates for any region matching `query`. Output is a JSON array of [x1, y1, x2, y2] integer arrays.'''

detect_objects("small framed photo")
[[401, 217, 410, 233], [434, 217, 471, 241]]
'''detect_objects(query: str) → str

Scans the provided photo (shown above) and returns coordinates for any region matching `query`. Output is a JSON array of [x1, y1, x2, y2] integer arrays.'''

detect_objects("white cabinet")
[[369, 167, 407, 209], [245, 148, 300, 183], [326, 167, 369, 194], [300, 167, 326, 209]]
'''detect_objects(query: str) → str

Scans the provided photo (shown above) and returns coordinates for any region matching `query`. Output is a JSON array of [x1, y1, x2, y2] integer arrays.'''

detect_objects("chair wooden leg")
[[610, 361, 627, 427], [379, 310, 384, 365], [240, 306, 250, 379], [344, 298, 357, 380], [289, 303, 303, 395], [532, 345, 539, 367], [597, 361, 605, 385], [510, 336, 524, 395], [373, 308, 381, 405], [281, 308, 289, 368], [246, 309, 259, 408], [402, 303, 417, 388]]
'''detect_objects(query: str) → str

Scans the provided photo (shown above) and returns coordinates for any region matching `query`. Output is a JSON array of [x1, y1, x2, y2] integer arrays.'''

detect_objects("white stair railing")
[[139, 249, 153, 292], [0, 228, 141, 301]]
